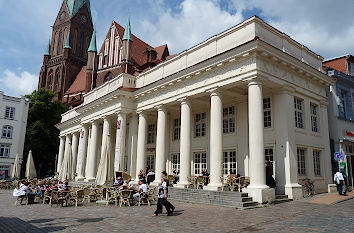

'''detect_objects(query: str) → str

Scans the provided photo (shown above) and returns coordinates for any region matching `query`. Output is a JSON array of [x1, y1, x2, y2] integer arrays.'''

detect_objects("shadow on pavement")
[[0, 217, 66, 233]]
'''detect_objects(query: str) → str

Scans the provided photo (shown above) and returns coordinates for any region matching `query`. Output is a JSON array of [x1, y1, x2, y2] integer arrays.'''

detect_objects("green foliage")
[[21, 88, 67, 178]]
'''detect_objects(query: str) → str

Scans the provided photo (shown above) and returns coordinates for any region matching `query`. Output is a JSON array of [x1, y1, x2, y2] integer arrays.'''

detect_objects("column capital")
[[155, 105, 167, 112], [90, 119, 100, 126], [245, 77, 263, 86], [114, 110, 127, 116], [178, 97, 191, 105], [137, 110, 147, 117], [206, 87, 222, 97]]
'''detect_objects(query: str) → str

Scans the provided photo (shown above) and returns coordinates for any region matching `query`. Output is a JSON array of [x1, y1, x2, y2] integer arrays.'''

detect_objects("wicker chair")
[[187, 176, 196, 189], [196, 176, 205, 189], [14, 194, 28, 206], [68, 189, 85, 207], [42, 189, 52, 204], [119, 190, 132, 207], [106, 189, 119, 206], [221, 177, 231, 191]]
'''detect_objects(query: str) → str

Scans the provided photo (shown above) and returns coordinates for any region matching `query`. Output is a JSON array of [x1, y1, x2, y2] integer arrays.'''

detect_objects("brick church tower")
[[38, 0, 93, 107]]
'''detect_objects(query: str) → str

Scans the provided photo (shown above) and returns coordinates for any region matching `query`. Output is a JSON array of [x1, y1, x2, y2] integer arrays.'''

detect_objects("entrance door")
[[349, 155, 354, 188]]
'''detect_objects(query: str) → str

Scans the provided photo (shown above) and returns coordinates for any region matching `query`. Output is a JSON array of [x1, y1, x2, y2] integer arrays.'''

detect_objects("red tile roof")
[[154, 44, 168, 60], [65, 66, 86, 95]]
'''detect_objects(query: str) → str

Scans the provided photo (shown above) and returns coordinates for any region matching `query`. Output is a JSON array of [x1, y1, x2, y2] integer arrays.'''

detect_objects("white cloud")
[[137, 0, 244, 54], [0, 69, 37, 97]]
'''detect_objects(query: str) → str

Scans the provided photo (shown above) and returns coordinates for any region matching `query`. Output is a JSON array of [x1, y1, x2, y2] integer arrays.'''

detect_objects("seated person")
[[114, 177, 124, 186], [58, 181, 69, 191], [147, 170, 155, 185], [13, 180, 36, 204], [133, 179, 147, 205]]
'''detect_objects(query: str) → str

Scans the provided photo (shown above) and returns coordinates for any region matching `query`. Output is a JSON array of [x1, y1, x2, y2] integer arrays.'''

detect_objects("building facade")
[[0, 92, 29, 179], [56, 16, 334, 203], [324, 56, 354, 189]]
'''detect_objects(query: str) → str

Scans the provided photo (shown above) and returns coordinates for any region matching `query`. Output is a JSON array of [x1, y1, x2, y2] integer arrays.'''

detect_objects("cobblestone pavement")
[[1, 190, 353, 233]]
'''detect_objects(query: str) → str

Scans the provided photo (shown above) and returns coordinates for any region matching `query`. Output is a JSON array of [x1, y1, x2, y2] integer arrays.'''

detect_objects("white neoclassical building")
[[56, 16, 334, 203]]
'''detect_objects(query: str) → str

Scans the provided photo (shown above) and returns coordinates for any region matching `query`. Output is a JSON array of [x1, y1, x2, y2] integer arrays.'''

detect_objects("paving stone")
[[0, 189, 353, 232]]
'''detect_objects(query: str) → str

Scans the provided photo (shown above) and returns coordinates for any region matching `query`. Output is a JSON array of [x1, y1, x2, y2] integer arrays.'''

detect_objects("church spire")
[[64, 32, 72, 49], [65, 0, 92, 20], [44, 38, 51, 56], [122, 16, 132, 41], [88, 28, 97, 52]]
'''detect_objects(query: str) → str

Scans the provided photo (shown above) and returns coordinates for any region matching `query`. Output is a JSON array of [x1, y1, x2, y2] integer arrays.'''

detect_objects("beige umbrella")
[[96, 135, 112, 185], [11, 153, 21, 179], [59, 141, 74, 181], [25, 150, 37, 180]]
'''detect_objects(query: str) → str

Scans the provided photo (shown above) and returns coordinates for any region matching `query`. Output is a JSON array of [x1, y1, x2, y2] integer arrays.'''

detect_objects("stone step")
[[275, 195, 289, 199], [274, 194, 292, 204]]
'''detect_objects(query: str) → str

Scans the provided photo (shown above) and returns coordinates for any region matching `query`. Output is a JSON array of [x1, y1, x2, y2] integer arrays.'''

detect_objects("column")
[[176, 98, 192, 187], [62, 135, 72, 179], [71, 132, 79, 177], [114, 112, 127, 171], [127, 113, 138, 179], [242, 79, 275, 203], [320, 100, 332, 186], [153, 106, 167, 184], [85, 120, 99, 182], [76, 124, 89, 181], [135, 112, 147, 182], [205, 90, 223, 190], [57, 136, 65, 173], [273, 86, 302, 199]]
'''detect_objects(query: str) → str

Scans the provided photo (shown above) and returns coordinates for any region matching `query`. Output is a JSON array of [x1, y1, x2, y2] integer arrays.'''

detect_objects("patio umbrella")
[[25, 150, 37, 180], [59, 141, 74, 181], [96, 134, 112, 185], [11, 153, 21, 179]]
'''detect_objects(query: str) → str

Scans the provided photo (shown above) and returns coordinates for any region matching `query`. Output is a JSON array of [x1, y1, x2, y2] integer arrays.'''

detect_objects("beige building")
[[56, 16, 334, 203]]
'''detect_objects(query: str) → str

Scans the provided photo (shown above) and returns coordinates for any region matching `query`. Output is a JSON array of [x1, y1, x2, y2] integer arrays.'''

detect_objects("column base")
[[84, 177, 96, 182], [285, 183, 303, 200], [204, 183, 222, 191], [242, 186, 275, 204], [75, 177, 85, 181]]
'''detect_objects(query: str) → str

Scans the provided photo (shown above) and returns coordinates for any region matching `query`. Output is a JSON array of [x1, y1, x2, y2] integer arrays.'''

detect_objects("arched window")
[[53, 32, 57, 55], [104, 72, 113, 82], [78, 32, 84, 57], [48, 70, 53, 89], [57, 30, 63, 55], [54, 68, 60, 90], [2, 126, 13, 139], [73, 29, 78, 54]]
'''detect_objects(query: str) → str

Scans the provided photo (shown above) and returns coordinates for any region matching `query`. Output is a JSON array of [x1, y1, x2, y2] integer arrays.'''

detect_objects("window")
[[104, 39, 109, 55], [114, 36, 120, 65], [310, 104, 319, 132], [78, 32, 84, 57], [98, 53, 103, 69], [0, 144, 10, 158], [5, 106, 15, 120], [57, 30, 62, 54], [0, 165, 10, 179], [54, 69, 60, 90], [2, 126, 13, 138], [297, 148, 306, 175], [265, 148, 274, 163], [340, 90, 347, 118], [48, 70, 53, 90], [147, 124, 155, 144], [146, 155, 155, 171], [104, 55, 108, 66], [173, 118, 181, 140], [195, 113, 206, 137], [194, 152, 207, 175], [104, 72, 113, 82], [263, 98, 271, 128], [313, 150, 321, 176], [223, 106, 235, 133], [171, 153, 180, 174], [223, 150, 236, 175], [294, 98, 304, 129], [348, 62, 354, 76]]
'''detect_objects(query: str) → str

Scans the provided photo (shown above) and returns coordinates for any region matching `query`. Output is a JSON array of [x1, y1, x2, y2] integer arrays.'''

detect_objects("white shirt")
[[334, 172, 344, 184], [13, 184, 30, 197], [139, 183, 147, 193]]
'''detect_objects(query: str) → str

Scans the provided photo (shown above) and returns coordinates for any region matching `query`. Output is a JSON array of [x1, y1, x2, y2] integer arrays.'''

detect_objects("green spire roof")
[[122, 16, 132, 41], [44, 38, 51, 56], [64, 32, 72, 49], [88, 29, 97, 52], [65, 0, 92, 20]]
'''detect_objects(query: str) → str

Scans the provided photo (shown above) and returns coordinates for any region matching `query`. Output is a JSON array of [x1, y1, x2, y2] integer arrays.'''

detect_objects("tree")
[[21, 88, 67, 178]]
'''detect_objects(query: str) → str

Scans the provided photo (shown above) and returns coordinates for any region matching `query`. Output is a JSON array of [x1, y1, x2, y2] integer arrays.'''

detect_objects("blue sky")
[[1, 0, 354, 97]]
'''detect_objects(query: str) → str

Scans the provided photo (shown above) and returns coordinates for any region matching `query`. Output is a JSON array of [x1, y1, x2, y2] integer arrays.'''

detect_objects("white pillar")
[[153, 106, 167, 184], [57, 136, 65, 173], [71, 132, 79, 177], [127, 113, 138, 179], [76, 124, 88, 181], [242, 79, 275, 203], [100, 116, 112, 162], [274, 87, 302, 199], [205, 90, 223, 190], [176, 99, 192, 187], [136, 112, 147, 182], [85, 120, 99, 182], [114, 112, 126, 171]]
